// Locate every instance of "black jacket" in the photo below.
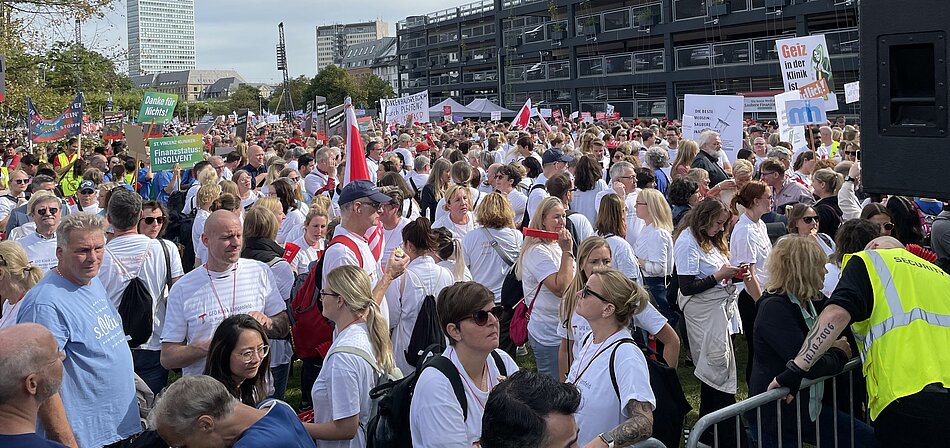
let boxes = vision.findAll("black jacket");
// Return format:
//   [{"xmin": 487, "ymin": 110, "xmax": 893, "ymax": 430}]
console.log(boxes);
[
  {"xmin": 241, "ymin": 237, "xmax": 283, "ymax": 264},
  {"xmin": 690, "ymin": 150, "xmax": 729, "ymax": 187}
]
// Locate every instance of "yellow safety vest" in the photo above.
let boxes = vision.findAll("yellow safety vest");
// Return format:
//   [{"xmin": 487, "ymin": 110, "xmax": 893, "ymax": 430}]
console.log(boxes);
[
  {"xmin": 56, "ymin": 152, "xmax": 78, "ymax": 168},
  {"xmin": 60, "ymin": 171, "xmax": 82, "ymax": 197},
  {"xmin": 0, "ymin": 167, "xmax": 7, "ymax": 190},
  {"xmin": 843, "ymin": 248, "xmax": 950, "ymax": 420},
  {"xmin": 828, "ymin": 140, "xmax": 840, "ymax": 159}
]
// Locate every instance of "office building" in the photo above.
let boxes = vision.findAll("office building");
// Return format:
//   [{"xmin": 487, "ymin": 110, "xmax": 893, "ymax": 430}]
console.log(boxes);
[
  {"xmin": 340, "ymin": 37, "xmax": 401, "ymax": 93},
  {"xmin": 127, "ymin": 0, "xmax": 197, "ymax": 76},
  {"xmin": 396, "ymin": 0, "xmax": 859, "ymax": 119},
  {"xmin": 131, "ymin": 69, "xmax": 246, "ymax": 102},
  {"xmin": 316, "ymin": 20, "xmax": 390, "ymax": 74}
]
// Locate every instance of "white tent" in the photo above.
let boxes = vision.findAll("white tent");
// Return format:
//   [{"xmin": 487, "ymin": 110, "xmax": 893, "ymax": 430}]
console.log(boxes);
[
  {"xmin": 465, "ymin": 99, "xmax": 517, "ymax": 118},
  {"xmin": 428, "ymin": 98, "xmax": 478, "ymax": 117}
]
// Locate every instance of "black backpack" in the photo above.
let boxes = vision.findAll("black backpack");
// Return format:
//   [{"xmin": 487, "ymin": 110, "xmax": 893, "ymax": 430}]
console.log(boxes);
[
  {"xmin": 366, "ymin": 345, "xmax": 507, "ymax": 448},
  {"xmin": 402, "ymin": 272, "xmax": 445, "ymax": 367},
  {"xmin": 115, "ymin": 242, "xmax": 172, "ymax": 347},
  {"xmin": 520, "ymin": 183, "xmax": 547, "ymax": 228}
]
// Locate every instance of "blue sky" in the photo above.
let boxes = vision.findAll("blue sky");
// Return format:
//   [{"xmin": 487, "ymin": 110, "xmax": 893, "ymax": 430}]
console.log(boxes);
[{"xmin": 82, "ymin": 0, "xmax": 451, "ymax": 83}]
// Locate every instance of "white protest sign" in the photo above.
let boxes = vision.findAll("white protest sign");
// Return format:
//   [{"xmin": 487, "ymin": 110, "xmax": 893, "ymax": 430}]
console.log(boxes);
[
  {"xmin": 530, "ymin": 107, "xmax": 540, "ymax": 117},
  {"xmin": 785, "ymin": 99, "xmax": 827, "ymax": 126},
  {"xmin": 743, "ymin": 96, "xmax": 775, "ymax": 113},
  {"xmin": 681, "ymin": 115, "xmax": 695, "ymax": 138},
  {"xmin": 490, "ymin": 111, "xmax": 502, "ymax": 121},
  {"xmin": 776, "ymin": 35, "xmax": 838, "ymax": 111},
  {"xmin": 540, "ymin": 108, "xmax": 552, "ymax": 118},
  {"xmin": 682, "ymin": 94, "xmax": 744, "ymax": 161},
  {"xmin": 605, "ymin": 103, "xmax": 615, "ymax": 116},
  {"xmin": 774, "ymin": 90, "xmax": 809, "ymax": 154},
  {"xmin": 844, "ymin": 81, "xmax": 860, "ymax": 104},
  {"xmin": 381, "ymin": 90, "xmax": 430, "ymax": 125}
]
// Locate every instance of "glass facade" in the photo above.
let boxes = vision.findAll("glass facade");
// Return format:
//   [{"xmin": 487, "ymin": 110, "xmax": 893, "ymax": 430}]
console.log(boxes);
[{"xmin": 127, "ymin": 0, "xmax": 196, "ymax": 76}]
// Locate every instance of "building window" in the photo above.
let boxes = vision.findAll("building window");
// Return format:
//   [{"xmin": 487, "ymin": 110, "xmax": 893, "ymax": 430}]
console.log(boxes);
[{"xmin": 602, "ymin": 10, "xmax": 631, "ymax": 32}]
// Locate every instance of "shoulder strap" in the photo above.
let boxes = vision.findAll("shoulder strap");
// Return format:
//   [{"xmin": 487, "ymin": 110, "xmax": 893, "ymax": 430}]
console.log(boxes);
[
  {"xmin": 482, "ymin": 228, "xmax": 514, "ymax": 266},
  {"xmin": 329, "ymin": 234, "xmax": 364, "ymax": 267},
  {"xmin": 489, "ymin": 350, "xmax": 508, "ymax": 377},
  {"xmin": 425, "ymin": 355, "xmax": 469, "ymax": 421},
  {"xmin": 609, "ymin": 338, "xmax": 637, "ymax": 401},
  {"xmin": 327, "ymin": 346, "xmax": 381, "ymax": 374},
  {"xmin": 160, "ymin": 239, "xmax": 172, "ymax": 290},
  {"xmin": 409, "ymin": 176, "xmax": 419, "ymax": 193},
  {"xmin": 267, "ymin": 257, "xmax": 283, "ymax": 268}
]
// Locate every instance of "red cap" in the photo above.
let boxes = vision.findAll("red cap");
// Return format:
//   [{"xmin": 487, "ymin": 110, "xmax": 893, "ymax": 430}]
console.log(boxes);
[{"xmin": 415, "ymin": 143, "xmax": 430, "ymax": 153}]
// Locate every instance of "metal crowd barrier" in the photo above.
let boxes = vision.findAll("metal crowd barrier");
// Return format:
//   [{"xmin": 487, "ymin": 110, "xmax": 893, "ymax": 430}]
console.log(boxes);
[
  {"xmin": 686, "ymin": 359, "xmax": 867, "ymax": 448},
  {"xmin": 634, "ymin": 438, "xmax": 668, "ymax": 447}
]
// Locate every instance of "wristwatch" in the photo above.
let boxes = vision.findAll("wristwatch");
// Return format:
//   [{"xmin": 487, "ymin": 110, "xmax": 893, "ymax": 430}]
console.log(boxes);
[
  {"xmin": 844, "ymin": 176, "xmax": 856, "ymax": 183},
  {"xmin": 598, "ymin": 433, "xmax": 616, "ymax": 447}
]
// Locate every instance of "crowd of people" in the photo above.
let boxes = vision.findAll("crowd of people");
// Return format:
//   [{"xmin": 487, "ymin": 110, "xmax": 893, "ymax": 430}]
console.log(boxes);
[{"xmin": 0, "ymin": 112, "xmax": 947, "ymax": 448}]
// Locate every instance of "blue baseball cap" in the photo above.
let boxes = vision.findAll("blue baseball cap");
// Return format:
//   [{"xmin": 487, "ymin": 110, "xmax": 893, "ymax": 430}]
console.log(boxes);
[
  {"xmin": 542, "ymin": 148, "xmax": 573, "ymax": 165},
  {"xmin": 338, "ymin": 180, "xmax": 392, "ymax": 206}
]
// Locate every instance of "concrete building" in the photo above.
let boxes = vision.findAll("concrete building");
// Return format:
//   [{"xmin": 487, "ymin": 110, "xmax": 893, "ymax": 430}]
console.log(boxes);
[
  {"xmin": 316, "ymin": 20, "xmax": 390, "ymax": 74},
  {"xmin": 396, "ymin": 0, "xmax": 859, "ymax": 118},
  {"xmin": 127, "ymin": 0, "xmax": 197, "ymax": 76},
  {"xmin": 132, "ymin": 69, "xmax": 246, "ymax": 102},
  {"xmin": 340, "ymin": 37, "xmax": 401, "ymax": 93}
]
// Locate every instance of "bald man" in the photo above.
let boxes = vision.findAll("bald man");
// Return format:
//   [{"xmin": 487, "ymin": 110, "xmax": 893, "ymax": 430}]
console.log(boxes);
[
  {"xmin": 241, "ymin": 145, "xmax": 267, "ymax": 188},
  {"xmin": 771, "ymin": 236, "xmax": 950, "ymax": 446},
  {"xmin": 160, "ymin": 210, "xmax": 288, "ymax": 376},
  {"xmin": 0, "ymin": 324, "xmax": 68, "ymax": 447}
]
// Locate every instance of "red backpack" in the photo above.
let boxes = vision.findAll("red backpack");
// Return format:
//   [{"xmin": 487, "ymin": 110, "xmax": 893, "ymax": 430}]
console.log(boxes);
[{"xmin": 290, "ymin": 235, "xmax": 363, "ymax": 359}]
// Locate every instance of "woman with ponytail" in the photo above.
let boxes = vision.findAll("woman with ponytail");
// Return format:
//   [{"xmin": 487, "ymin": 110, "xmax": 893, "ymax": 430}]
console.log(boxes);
[
  {"xmin": 386, "ymin": 217, "xmax": 454, "ymax": 374},
  {"xmin": 566, "ymin": 267, "xmax": 656, "ymax": 447},
  {"xmin": 307, "ymin": 265, "xmax": 397, "ymax": 446},
  {"xmin": 0, "ymin": 240, "xmax": 43, "ymax": 329},
  {"xmin": 433, "ymin": 226, "xmax": 472, "ymax": 282}
]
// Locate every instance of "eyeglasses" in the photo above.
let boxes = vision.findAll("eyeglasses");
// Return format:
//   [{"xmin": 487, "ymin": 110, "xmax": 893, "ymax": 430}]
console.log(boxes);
[
  {"xmin": 358, "ymin": 200, "xmax": 381, "ymax": 210},
  {"xmin": 319, "ymin": 290, "xmax": 341, "ymax": 298},
  {"xmin": 882, "ymin": 222, "xmax": 895, "ymax": 231},
  {"xmin": 802, "ymin": 216, "xmax": 819, "ymax": 224},
  {"xmin": 235, "ymin": 345, "xmax": 270, "ymax": 364},
  {"xmin": 761, "ymin": 171, "xmax": 778, "ymax": 177},
  {"xmin": 35, "ymin": 207, "xmax": 59, "ymax": 216},
  {"xmin": 617, "ymin": 175, "xmax": 636, "ymax": 181},
  {"xmin": 140, "ymin": 216, "xmax": 166, "ymax": 225},
  {"xmin": 461, "ymin": 305, "xmax": 504, "ymax": 326},
  {"xmin": 582, "ymin": 286, "xmax": 609, "ymax": 302},
  {"xmin": 79, "ymin": 189, "xmax": 96, "ymax": 194},
  {"xmin": 13, "ymin": 178, "xmax": 30, "ymax": 185},
  {"xmin": 843, "ymin": 151, "xmax": 857, "ymax": 155}
]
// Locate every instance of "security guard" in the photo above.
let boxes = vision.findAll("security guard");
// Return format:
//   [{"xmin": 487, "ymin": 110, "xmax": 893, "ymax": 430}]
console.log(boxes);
[{"xmin": 771, "ymin": 236, "xmax": 950, "ymax": 446}]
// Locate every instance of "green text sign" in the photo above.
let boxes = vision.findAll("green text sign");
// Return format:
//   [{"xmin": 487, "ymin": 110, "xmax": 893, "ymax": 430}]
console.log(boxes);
[
  {"xmin": 150, "ymin": 135, "xmax": 204, "ymax": 171},
  {"xmin": 137, "ymin": 91, "xmax": 178, "ymax": 123}
]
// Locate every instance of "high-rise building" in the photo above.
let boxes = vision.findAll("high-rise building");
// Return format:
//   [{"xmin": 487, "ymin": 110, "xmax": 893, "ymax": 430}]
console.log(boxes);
[
  {"xmin": 127, "ymin": 0, "xmax": 197, "ymax": 76},
  {"xmin": 316, "ymin": 20, "xmax": 390, "ymax": 74}
]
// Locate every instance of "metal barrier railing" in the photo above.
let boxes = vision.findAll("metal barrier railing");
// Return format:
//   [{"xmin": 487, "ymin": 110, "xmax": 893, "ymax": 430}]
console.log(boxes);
[
  {"xmin": 634, "ymin": 438, "xmax": 667, "ymax": 447},
  {"xmin": 686, "ymin": 359, "xmax": 869, "ymax": 448}
]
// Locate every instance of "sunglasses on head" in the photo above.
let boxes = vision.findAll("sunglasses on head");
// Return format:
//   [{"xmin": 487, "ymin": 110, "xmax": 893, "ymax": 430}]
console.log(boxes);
[
  {"xmin": 462, "ymin": 305, "xmax": 504, "ymax": 326},
  {"xmin": 802, "ymin": 216, "xmax": 819, "ymax": 224},
  {"xmin": 140, "ymin": 216, "xmax": 166, "ymax": 225}
]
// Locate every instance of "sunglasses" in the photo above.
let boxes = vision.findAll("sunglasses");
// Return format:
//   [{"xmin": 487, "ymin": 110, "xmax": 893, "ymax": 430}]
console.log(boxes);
[
  {"xmin": 35, "ymin": 207, "xmax": 59, "ymax": 216},
  {"xmin": 882, "ymin": 222, "xmax": 895, "ymax": 231},
  {"xmin": 462, "ymin": 305, "xmax": 504, "ymax": 326},
  {"xmin": 140, "ymin": 216, "xmax": 166, "ymax": 225},
  {"xmin": 13, "ymin": 178, "xmax": 30, "ymax": 185},
  {"xmin": 582, "ymin": 286, "xmax": 609, "ymax": 302},
  {"xmin": 843, "ymin": 151, "xmax": 857, "ymax": 155},
  {"xmin": 802, "ymin": 216, "xmax": 819, "ymax": 224},
  {"xmin": 358, "ymin": 200, "xmax": 381, "ymax": 210}
]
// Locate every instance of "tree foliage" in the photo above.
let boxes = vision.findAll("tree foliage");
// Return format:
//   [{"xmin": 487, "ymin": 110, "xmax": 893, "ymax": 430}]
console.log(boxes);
[
  {"xmin": 306, "ymin": 64, "xmax": 357, "ymax": 108},
  {"xmin": 354, "ymin": 73, "xmax": 394, "ymax": 110},
  {"xmin": 268, "ymin": 75, "xmax": 310, "ymax": 113}
]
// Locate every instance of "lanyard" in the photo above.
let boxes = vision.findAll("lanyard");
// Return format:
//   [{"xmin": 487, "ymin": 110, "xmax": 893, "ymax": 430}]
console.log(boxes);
[
  {"xmin": 206, "ymin": 263, "xmax": 238, "ymax": 318},
  {"xmin": 451, "ymin": 350, "xmax": 492, "ymax": 412},
  {"xmin": 570, "ymin": 330, "xmax": 621, "ymax": 384}
]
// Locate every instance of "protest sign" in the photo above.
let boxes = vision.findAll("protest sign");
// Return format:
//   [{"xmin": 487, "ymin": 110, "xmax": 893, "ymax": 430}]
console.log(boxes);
[
  {"xmin": 774, "ymin": 90, "xmax": 810, "ymax": 154},
  {"xmin": 540, "ymin": 108, "xmax": 552, "ymax": 118},
  {"xmin": 381, "ymin": 90, "xmax": 429, "ymax": 125},
  {"xmin": 776, "ymin": 35, "xmax": 838, "ymax": 111},
  {"xmin": 681, "ymin": 115, "xmax": 695, "ymax": 138},
  {"xmin": 743, "ymin": 96, "xmax": 775, "ymax": 113},
  {"xmin": 595, "ymin": 112, "xmax": 606, "ymax": 120},
  {"xmin": 605, "ymin": 104, "xmax": 615, "ymax": 116},
  {"xmin": 28, "ymin": 93, "xmax": 83, "ymax": 143},
  {"xmin": 490, "ymin": 111, "xmax": 502, "ymax": 121},
  {"xmin": 785, "ymin": 99, "xmax": 827, "ymax": 126},
  {"xmin": 234, "ymin": 109, "xmax": 250, "ymax": 141},
  {"xmin": 193, "ymin": 114, "xmax": 215, "ymax": 134},
  {"xmin": 0, "ymin": 55, "xmax": 6, "ymax": 102},
  {"xmin": 150, "ymin": 135, "xmax": 204, "ymax": 171},
  {"xmin": 137, "ymin": 92, "xmax": 178, "ymax": 123},
  {"xmin": 799, "ymin": 78, "xmax": 830, "ymax": 99},
  {"xmin": 123, "ymin": 123, "xmax": 147, "ymax": 160},
  {"xmin": 214, "ymin": 147, "xmax": 236, "ymax": 156},
  {"xmin": 103, "ymin": 112, "xmax": 125, "ymax": 140},
  {"xmin": 682, "ymin": 94, "xmax": 744, "ymax": 160},
  {"xmin": 844, "ymin": 81, "xmax": 860, "ymax": 104},
  {"xmin": 357, "ymin": 116, "xmax": 374, "ymax": 133}
]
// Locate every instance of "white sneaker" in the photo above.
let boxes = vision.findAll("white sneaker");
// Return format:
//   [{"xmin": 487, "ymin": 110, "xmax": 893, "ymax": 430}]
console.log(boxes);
[{"xmin": 516, "ymin": 345, "xmax": 528, "ymax": 357}]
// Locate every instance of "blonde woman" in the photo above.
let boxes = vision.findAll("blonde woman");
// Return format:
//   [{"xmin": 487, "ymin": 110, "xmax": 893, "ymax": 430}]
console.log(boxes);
[
  {"xmin": 516, "ymin": 196, "xmax": 575, "ymax": 380},
  {"xmin": 708, "ymin": 158, "xmax": 754, "ymax": 208},
  {"xmin": 0, "ymin": 241, "xmax": 43, "ymax": 329},
  {"xmin": 191, "ymin": 183, "xmax": 222, "ymax": 266},
  {"xmin": 420, "ymin": 158, "xmax": 452, "ymax": 222},
  {"xmin": 670, "ymin": 139, "xmax": 700, "ymax": 179},
  {"xmin": 290, "ymin": 205, "xmax": 329, "ymax": 275},
  {"xmin": 432, "ymin": 184, "xmax": 475, "ymax": 240},
  {"xmin": 811, "ymin": 168, "xmax": 844, "ymax": 237},
  {"xmin": 182, "ymin": 162, "xmax": 217, "ymax": 215},
  {"xmin": 634, "ymin": 188, "xmax": 676, "ymax": 324},
  {"xmin": 306, "ymin": 265, "xmax": 397, "ymax": 446},
  {"xmin": 234, "ymin": 170, "xmax": 262, "ymax": 208},
  {"xmin": 260, "ymin": 156, "xmax": 287, "ymax": 196}
]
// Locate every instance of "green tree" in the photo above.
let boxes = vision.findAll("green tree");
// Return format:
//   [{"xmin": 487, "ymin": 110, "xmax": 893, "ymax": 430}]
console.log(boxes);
[
  {"xmin": 354, "ymin": 73, "xmax": 394, "ymax": 110},
  {"xmin": 42, "ymin": 41, "xmax": 131, "ymax": 95},
  {"xmin": 228, "ymin": 85, "xmax": 264, "ymax": 113},
  {"xmin": 268, "ymin": 75, "xmax": 310, "ymax": 113},
  {"xmin": 306, "ymin": 65, "xmax": 357, "ymax": 107}
]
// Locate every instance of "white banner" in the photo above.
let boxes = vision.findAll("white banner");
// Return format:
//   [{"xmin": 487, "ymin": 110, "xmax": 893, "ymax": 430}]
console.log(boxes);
[
  {"xmin": 844, "ymin": 81, "xmax": 860, "ymax": 104},
  {"xmin": 382, "ymin": 90, "xmax": 430, "ymax": 125},
  {"xmin": 540, "ymin": 108, "xmax": 552, "ymax": 118},
  {"xmin": 490, "ymin": 111, "xmax": 502, "ymax": 121},
  {"xmin": 776, "ymin": 35, "xmax": 838, "ymax": 112},
  {"xmin": 681, "ymin": 115, "xmax": 695, "ymax": 139},
  {"xmin": 682, "ymin": 94, "xmax": 744, "ymax": 161},
  {"xmin": 743, "ymin": 96, "xmax": 776, "ymax": 113},
  {"xmin": 774, "ymin": 90, "xmax": 810, "ymax": 156}
]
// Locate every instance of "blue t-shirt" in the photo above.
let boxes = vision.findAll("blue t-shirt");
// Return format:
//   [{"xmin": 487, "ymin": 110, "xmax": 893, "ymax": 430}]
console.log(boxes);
[
  {"xmin": 234, "ymin": 400, "xmax": 316, "ymax": 448},
  {"xmin": 0, "ymin": 433, "xmax": 69, "ymax": 447},
  {"xmin": 17, "ymin": 272, "xmax": 141, "ymax": 448}
]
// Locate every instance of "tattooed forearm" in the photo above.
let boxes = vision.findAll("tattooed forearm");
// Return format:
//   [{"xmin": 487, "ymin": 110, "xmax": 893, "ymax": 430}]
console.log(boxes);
[
  {"xmin": 794, "ymin": 304, "xmax": 851, "ymax": 370},
  {"xmin": 605, "ymin": 400, "xmax": 653, "ymax": 446}
]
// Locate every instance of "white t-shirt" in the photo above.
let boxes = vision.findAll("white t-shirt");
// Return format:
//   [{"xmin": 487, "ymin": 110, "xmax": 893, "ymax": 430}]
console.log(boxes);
[
  {"xmin": 729, "ymin": 214, "xmax": 773, "ymax": 295},
  {"xmin": 634, "ymin": 224, "xmax": 674, "ymax": 277},
  {"xmin": 385, "ymin": 257, "xmax": 453, "ymax": 374},
  {"xmin": 192, "ymin": 209, "xmax": 211, "ymax": 264},
  {"xmin": 594, "ymin": 190, "xmax": 645, "ymax": 248},
  {"xmin": 604, "ymin": 234, "xmax": 641, "ymax": 282},
  {"xmin": 19, "ymin": 232, "xmax": 58, "ymax": 273},
  {"xmin": 410, "ymin": 346, "xmax": 519, "ymax": 446},
  {"xmin": 181, "ymin": 183, "xmax": 201, "ymax": 215},
  {"xmin": 0, "ymin": 299, "xmax": 22, "ymax": 329},
  {"xmin": 70, "ymin": 202, "xmax": 99, "ymax": 215},
  {"xmin": 277, "ymin": 205, "xmax": 308, "ymax": 245},
  {"xmin": 289, "ymin": 234, "xmax": 323, "ymax": 275},
  {"xmin": 0, "ymin": 195, "xmax": 20, "ymax": 222},
  {"xmin": 571, "ymin": 179, "xmax": 609, "ymax": 225},
  {"xmin": 567, "ymin": 213, "xmax": 596, "ymax": 247},
  {"xmin": 304, "ymin": 169, "xmax": 334, "ymax": 198},
  {"xmin": 505, "ymin": 190, "xmax": 528, "ymax": 225},
  {"xmin": 522, "ymin": 243, "xmax": 564, "ymax": 347},
  {"xmin": 525, "ymin": 174, "xmax": 551, "ymax": 223},
  {"xmin": 98, "ymin": 235, "xmax": 184, "ymax": 351},
  {"xmin": 311, "ymin": 322, "xmax": 377, "ymax": 448},
  {"xmin": 558, "ymin": 305, "xmax": 666, "ymax": 362},
  {"xmin": 673, "ymin": 228, "xmax": 730, "ymax": 280},
  {"xmin": 432, "ymin": 212, "xmax": 477, "ymax": 241},
  {"xmin": 437, "ymin": 259, "xmax": 472, "ymax": 282},
  {"xmin": 407, "ymin": 172, "xmax": 429, "ymax": 197},
  {"xmin": 567, "ymin": 328, "xmax": 657, "ymax": 446},
  {"xmin": 240, "ymin": 190, "xmax": 262, "ymax": 208},
  {"xmin": 324, "ymin": 227, "xmax": 389, "ymax": 326},
  {"xmin": 381, "ymin": 217, "xmax": 410, "ymax": 271},
  {"xmin": 462, "ymin": 227, "xmax": 523, "ymax": 302},
  {"xmin": 160, "ymin": 259, "xmax": 285, "ymax": 375}
]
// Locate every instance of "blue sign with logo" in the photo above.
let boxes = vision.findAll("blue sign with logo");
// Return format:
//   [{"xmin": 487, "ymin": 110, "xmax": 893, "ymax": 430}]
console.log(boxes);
[{"xmin": 785, "ymin": 99, "xmax": 826, "ymax": 126}]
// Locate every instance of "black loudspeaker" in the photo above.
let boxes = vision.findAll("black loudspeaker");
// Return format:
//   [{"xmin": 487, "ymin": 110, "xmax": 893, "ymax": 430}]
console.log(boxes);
[{"xmin": 859, "ymin": 0, "xmax": 949, "ymax": 200}]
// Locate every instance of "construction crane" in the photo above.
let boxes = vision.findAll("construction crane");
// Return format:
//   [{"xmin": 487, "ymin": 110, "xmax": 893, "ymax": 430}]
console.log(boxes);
[{"xmin": 276, "ymin": 22, "xmax": 294, "ymax": 114}]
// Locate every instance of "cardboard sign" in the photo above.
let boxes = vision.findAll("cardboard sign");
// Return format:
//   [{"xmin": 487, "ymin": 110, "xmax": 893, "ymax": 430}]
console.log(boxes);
[
  {"xmin": 234, "ymin": 109, "xmax": 249, "ymax": 141},
  {"xmin": 540, "ymin": 108, "xmax": 552, "ymax": 118},
  {"xmin": 776, "ymin": 35, "xmax": 838, "ymax": 111},
  {"xmin": 150, "ymin": 135, "xmax": 204, "ymax": 171},
  {"xmin": 605, "ymin": 104, "xmax": 615, "ymax": 116},
  {"xmin": 743, "ymin": 96, "xmax": 776, "ymax": 113},
  {"xmin": 490, "ymin": 111, "xmax": 502, "ymax": 121},
  {"xmin": 785, "ymin": 99, "xmax": 827, "ymax": 126},
  {"xmin": 595, "ymin": 112, "xmax": 606, "ymax": 120},
  {"xmin": 681, "ymin": 115, "xmax": 695, "ymax": 138},
  {"xmin": 124, "ymin": 123, "xmax": 147, "ymax": 160},
  {"xmin": 682, "ymin": 94, "xmax": 744, "ymax": 160},
  {"xmin": 553, "ymin": 109, "xmax": 562, "ymax": 118},
  {"xmin": 137, "ymin": 91, "xmax": 178, "ymax": 123},
  {"xmin": 103, "ymin": 112, "xmax": 125, "ymax": 140},
  {"xmin": 844, "ymin": 81, "xmax": 860, "ymax": 104},
  {"xmin": 357, "ymin": 116, "xmax": 374, "ymax": 133},
  {"xmin": 381, "ymin": 90, "xmax": 429, "ymax": 125}
]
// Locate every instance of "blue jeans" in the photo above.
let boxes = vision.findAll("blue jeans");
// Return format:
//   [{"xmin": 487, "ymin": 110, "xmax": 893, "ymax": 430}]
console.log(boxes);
[
  {"xmin": 131, "ymin": 349, "xmax": 168, "ymax": 395},
  {"xmin": 270, "ymin": 363, "xmax": 290, "ymax": 400},
  {"xmin": 529, "ymin": 334, "xmax": 560, "ymax": 381},
  {"xmin": 746, "ymin": 400, "xmax": 875, "ymax": 448},
  {"xmin": 643, "ymin": 276, "xmax": 678, "ymax": 328}
]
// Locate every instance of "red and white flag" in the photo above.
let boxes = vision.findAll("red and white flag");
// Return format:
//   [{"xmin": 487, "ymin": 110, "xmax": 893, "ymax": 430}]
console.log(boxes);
[
  {"xmin": 512, "ymin": 98, "xmax": 532, "ymax": 130},
  {"xmin": 537, "ymin": 115, "xmax": 553, "ymax": 134},
  {"xmin": 342, "ymin": 97, "xmax": 384, "ymax": 262}
]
